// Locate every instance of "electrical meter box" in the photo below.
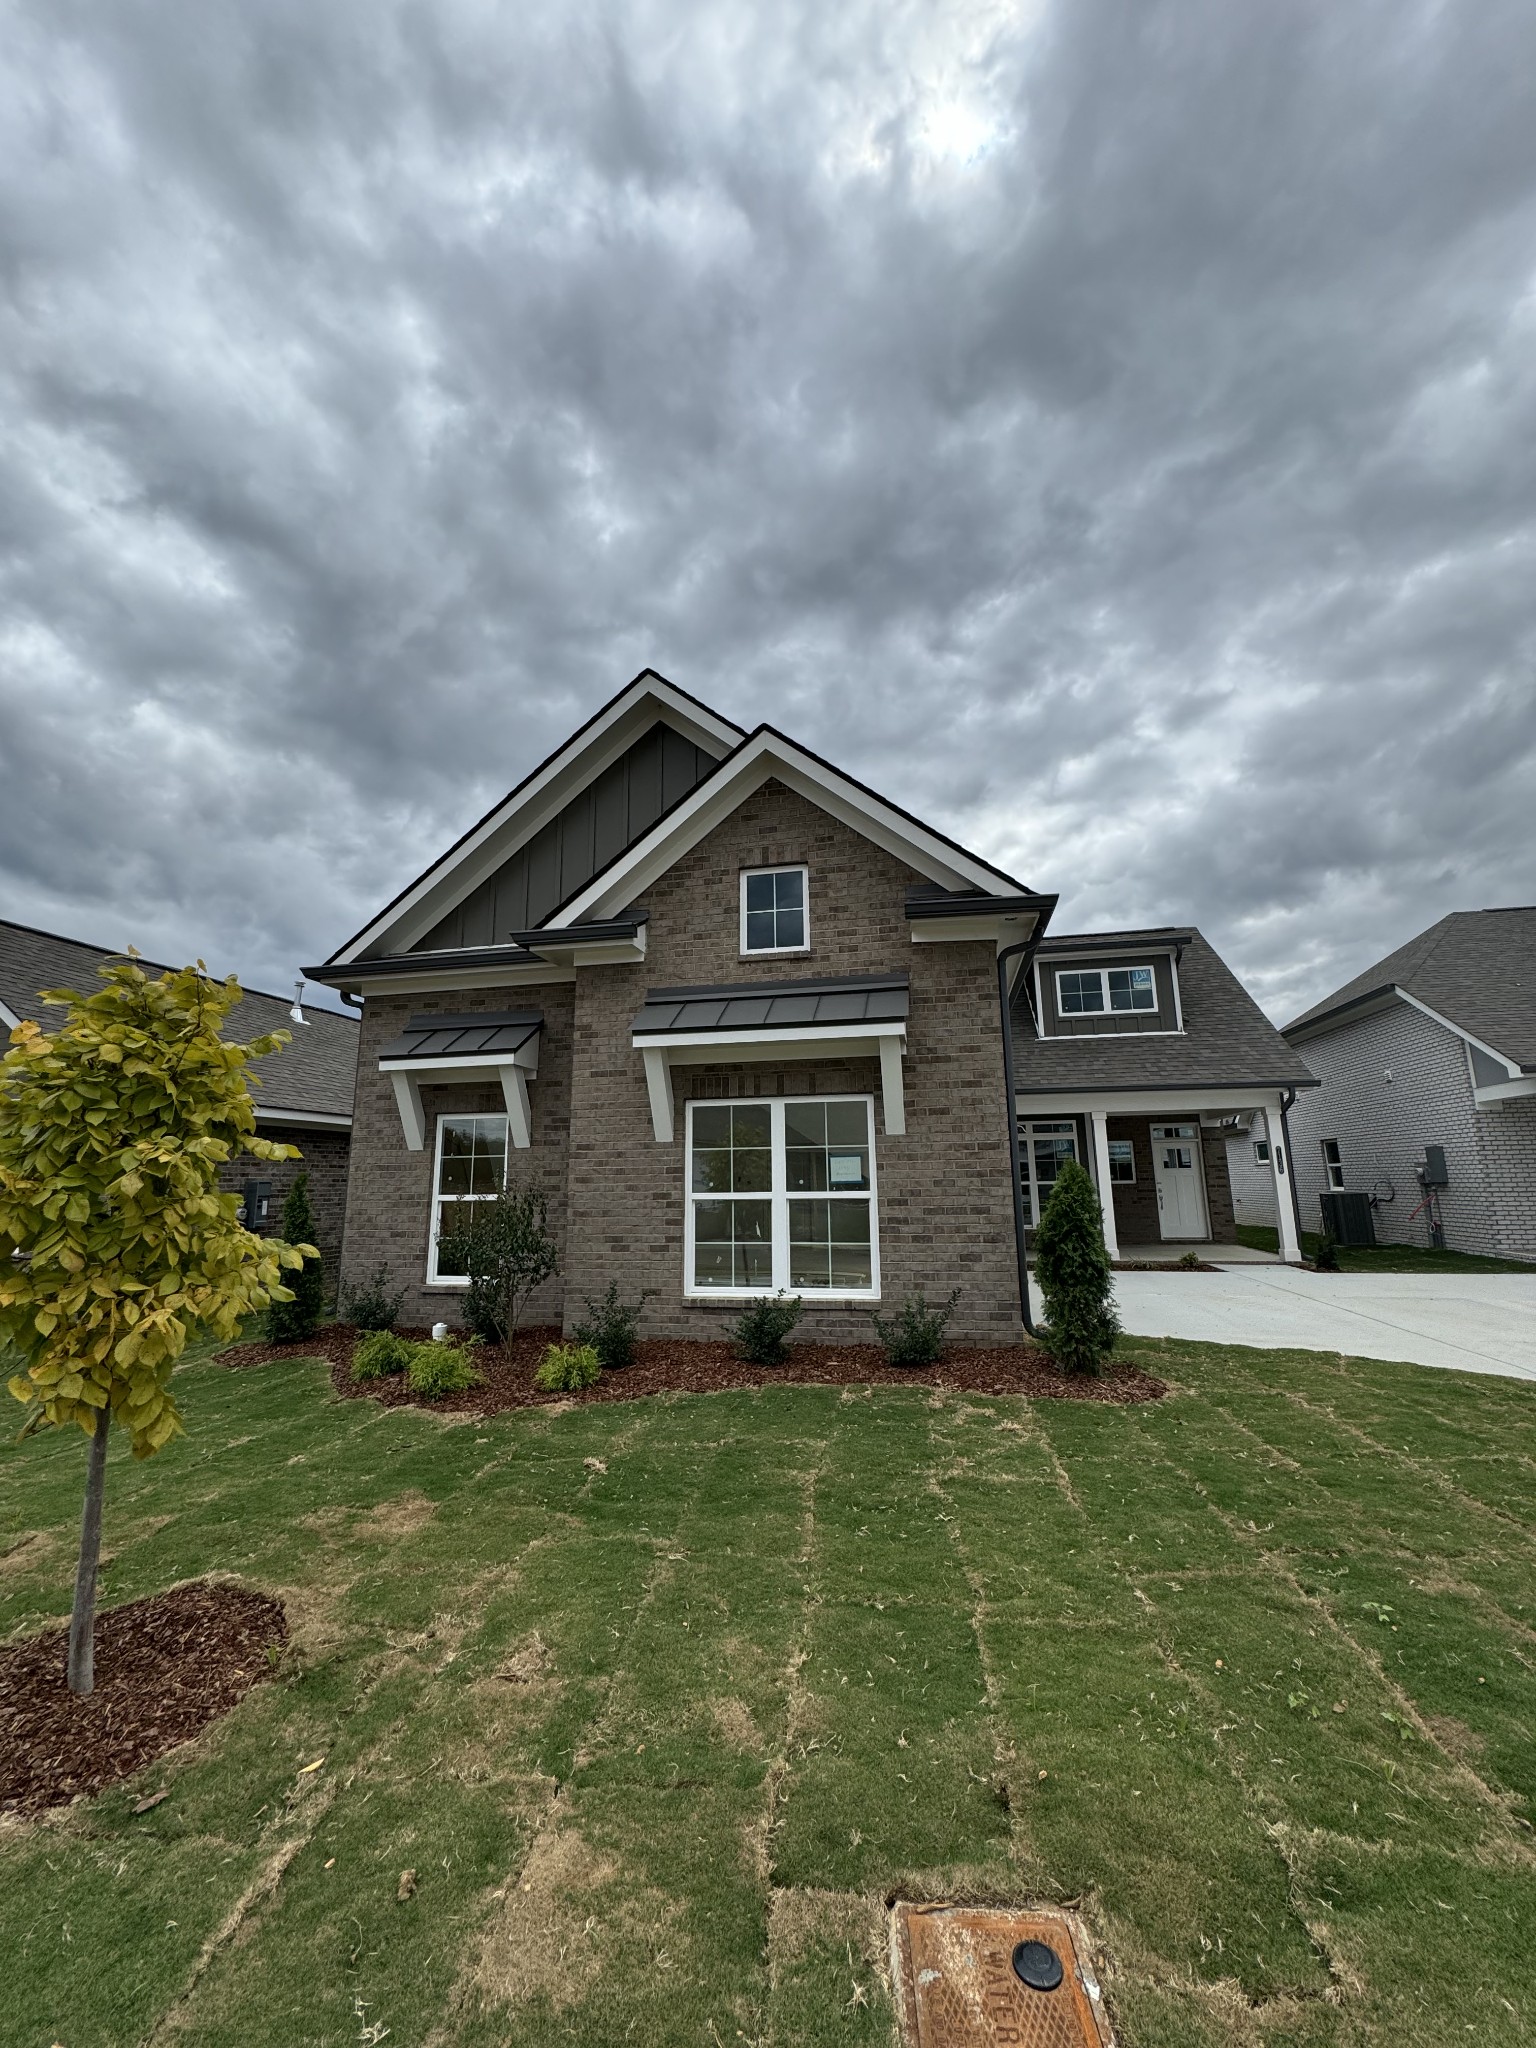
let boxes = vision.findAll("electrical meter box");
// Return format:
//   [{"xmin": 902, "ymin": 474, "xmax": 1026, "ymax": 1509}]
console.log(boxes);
[
  {"xmin": 241, "ymin": 1180, "xmax": 273, "ymax": 1228},
  {"xmin": 1417, "ymin": 1145, "xmax": 1448, "ymax": 1188}
]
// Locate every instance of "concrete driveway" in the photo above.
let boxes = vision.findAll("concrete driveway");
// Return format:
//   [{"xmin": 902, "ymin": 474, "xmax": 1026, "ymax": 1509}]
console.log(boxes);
[{"xmin": 1073, "ymin": 1265, "xmax": 1536, "ymax": 1380}]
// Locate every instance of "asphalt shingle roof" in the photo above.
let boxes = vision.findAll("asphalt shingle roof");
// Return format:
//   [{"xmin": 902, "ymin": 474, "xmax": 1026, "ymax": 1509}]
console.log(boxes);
[
  {"xmin": 0, "ymin": 919, "xmax": 357, "ymax": 1121},
  {"xmin": 1012, "ymin": 930, "xmax": 1316, "ymax": 1093},
  {"xmin": 635, "ymin": 973, "xmax": 909, "ymax": 1036},
  {"xmin": 1283, "ymin": 908, "xmax": 1536, "ymax": 1070}
]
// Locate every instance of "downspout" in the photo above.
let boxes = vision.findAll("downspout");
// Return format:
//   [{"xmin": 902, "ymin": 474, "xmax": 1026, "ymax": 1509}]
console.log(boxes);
[
  {"xmin": 1277, "ymin": 1084, "xmax": 1305, "ymax": 1254},
  {"xmin": 998, "ymin": 937, "xmax": 1042, "ymax": 1336}
]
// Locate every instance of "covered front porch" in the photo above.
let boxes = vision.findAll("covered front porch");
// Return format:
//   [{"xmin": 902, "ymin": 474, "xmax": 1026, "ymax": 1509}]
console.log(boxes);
[{"xmin": 1015, "ymin": 1086, "xmax": 1304, "ymax": 1265}]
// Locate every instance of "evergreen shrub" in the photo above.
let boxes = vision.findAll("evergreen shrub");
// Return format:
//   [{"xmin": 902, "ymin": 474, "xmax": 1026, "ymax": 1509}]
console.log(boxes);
[
  {"xmin": 871, "ymin": 1288, "xmax": 960, "ymax": 1366},
  {"xmin": 534, "ymin": 1342, "xmax": 602, "ymax": 1392},
  {"xmin": 730, "ymin": 1291, "xmax": 802, "ymax": 1367},
  {"xmin": 264, "ymin": 1173, "xmax": 325, "ymax": 1343},
  {"xmin": 1034, "ymin": 1159, "xmax": 1120, "ymax": 1374},
  {"xmin": 352, "ymin": 1330, "xmax": 415, "ymax": 1381},
  {"xmin": 571, "ymin": 1281, "xmax": 655, "ymax": 1370},
  {"xmin": 340, "ymin": 1264, "xmax": 407, "ymax": 1332},
  {"xmin": 406, "ymin": 1341, "xmax": 483, "ymax": 1399}
]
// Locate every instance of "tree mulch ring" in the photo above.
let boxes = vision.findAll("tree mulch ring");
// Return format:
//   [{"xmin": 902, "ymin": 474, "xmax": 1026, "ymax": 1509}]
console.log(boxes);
[
  {"xmin": 220, "ymin": 1324, "xmax": 1166, "ymax": 1409},
  {"xmin": 0, "ymin": 1581, "xmax": 286, "ymax": 1819}
]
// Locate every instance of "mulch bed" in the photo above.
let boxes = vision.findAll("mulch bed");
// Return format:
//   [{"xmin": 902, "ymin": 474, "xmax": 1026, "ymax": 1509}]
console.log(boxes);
[
  {"xmin": 220, "ymin": 1324, "xmax": 1166, "ymax": 1410},
  {"xmin": 0, "ymin": 1582, "xmax": 286, "ymax": 1818}
]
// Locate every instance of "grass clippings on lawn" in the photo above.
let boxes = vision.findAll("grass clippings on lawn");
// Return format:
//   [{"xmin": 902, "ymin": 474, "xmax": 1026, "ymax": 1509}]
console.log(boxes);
[
  {"xmin": 0, "ymin": 1580, "xmax": 286, "ymax": 1816},
  {"xmin": 219, "ymin": 1322, "xmax": 1167, "ymax": 1408},
  {"xmin": 2, "ymin": 1338, "xmax": 1534, "ymax": 2047}
]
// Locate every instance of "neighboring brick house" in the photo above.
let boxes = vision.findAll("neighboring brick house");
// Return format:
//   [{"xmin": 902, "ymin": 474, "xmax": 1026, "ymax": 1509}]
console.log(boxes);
[
  {"xmin": 1283, "ymin": 909, "xmax": 1536, "ymax": 1261},
  {"xmin": 0, "ymin": 919, "xmax": 358, "ymax": 1283},
  {"xmin": 306, "ymin": 672, "xmax": 1316, "ymax": 1341}
]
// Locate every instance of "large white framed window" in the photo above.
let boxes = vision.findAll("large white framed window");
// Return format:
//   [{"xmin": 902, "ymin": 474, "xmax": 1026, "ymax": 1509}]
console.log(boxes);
[
  {"xmin": 429, "ymin": 1113, "xmax": 508, "ymax": 1283},
  {"xmin": 685, "ymin": 1095, "xmax": 877, "ymax": 1297},
  {"xmin": 740, "ymin": 866, "xmax": 809, "ymax": 955},
  {"xmin": 1056, "ymin": 964, "xmax": 1156, "ymax": 1016}
]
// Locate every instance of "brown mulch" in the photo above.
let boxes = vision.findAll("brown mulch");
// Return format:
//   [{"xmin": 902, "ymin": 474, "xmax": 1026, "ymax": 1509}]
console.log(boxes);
[
  {"xmin": 0, "ymin": 1581, "xmax": 287, "ymax": 1818},
  {"xmin": 220, "ymin": 1323, "xmax": 1166, "ymax": 1410}
]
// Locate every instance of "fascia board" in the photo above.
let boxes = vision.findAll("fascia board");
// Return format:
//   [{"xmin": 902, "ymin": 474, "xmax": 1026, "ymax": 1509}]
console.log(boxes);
[
  {"xmin": 333, "ymin": 963, "xmax": 576, "ymax": 997},
  {"xmin": 556, "ymin": 733, "xmax": 1013, "ymax": 924},
  {"xmin": 1015, "ymin": 1085, "xmax": 1304, "ymax": 1116},
  {"xmin": 635, "ymin": 1024, "xmax": 906, "ymax": 1069},
  {"xmin": 0, "ymin": 996, "xmax": 20, "ymax": 1030},
  {"xmin": 523, "ymin": 929, "xmax": 648, "ymax": 967},
  {"xmin": 253, "ymin": 1106, "xmax": 354, "ymax": 1129},
  {"xmin": 633, "ymin": 1019, "xmax": 907, "ymax": 1051},
  {"xmin": 1395, "ymin": 988, "xmax": 1523, "ymax": 1073},
  {"xmin": 331, "ymin": 676, "xmax": 741, "ymax": 964},
  {"xmin": 1474, "ymin": 1076, "xmax": 1536, "ymax": 1104},
  {"xmin": 1282, "ymin": 984, "xmax": 1401, "ymax": 1043},
  {"xmin": 908, "ymin": 912, "xmax": 1044, "ymax": 946},
  {"xmin": 380, "ymin": 1047, "xmax": 539, "ymax": 1079}
]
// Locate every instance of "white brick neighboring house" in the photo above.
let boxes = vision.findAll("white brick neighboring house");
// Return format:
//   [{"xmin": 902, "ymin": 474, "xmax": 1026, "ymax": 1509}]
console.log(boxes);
[{"xmin": 1283, "ymin": 909, "xmax": 1536, "ymax": 1261}]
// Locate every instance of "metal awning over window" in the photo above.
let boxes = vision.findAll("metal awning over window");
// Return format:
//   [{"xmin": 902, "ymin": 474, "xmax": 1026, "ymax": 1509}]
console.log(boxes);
[
  {"xmin": 378, "ymin": 1011, "xmax": 543, "ymax": 1151},
  {"xmin": 631, "ymin": 975, "xmax": 909, "ymax": 1141}
]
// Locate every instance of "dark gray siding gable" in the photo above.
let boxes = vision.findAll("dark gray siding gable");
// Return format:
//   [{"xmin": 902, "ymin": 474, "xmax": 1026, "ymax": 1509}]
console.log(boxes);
[
  {"xmin": 1038, "ymin": 951, "xmax": 1179, "ymax": 1037},
  {"xmin": 414, "ymin": 722, "xmax": 721, "ymax": 950}
]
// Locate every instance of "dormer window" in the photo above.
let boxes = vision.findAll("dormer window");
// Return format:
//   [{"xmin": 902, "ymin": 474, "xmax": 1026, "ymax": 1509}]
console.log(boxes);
[
  {"xmin": 1056, "ymin": 965, "xmax": 1155, "ymax": 1015},
  {"xmin": 741, "ymin": 866, "xmax": 809, "ymax": 955}
]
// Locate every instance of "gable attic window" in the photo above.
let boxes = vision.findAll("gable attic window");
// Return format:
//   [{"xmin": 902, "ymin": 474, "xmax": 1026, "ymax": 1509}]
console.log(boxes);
[
  {"xmin": 1056, "ymin": 965, "xmax": 1156, "ymax": 1015},
  {"xmin": 741, "ymin": 867, "xmax": 809, "ymax": 955}
]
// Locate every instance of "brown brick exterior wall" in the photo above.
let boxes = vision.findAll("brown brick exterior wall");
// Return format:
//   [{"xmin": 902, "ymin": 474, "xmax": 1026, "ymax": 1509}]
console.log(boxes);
[
  {"xmin": 562, "ymin": 780, "xmax": 1022, "ymax": 1342},
  {"xmin": 337, "ymin": 981, "xmax": 575, "ymax": 1330},
  {"xmin": 1201, "ymin": 1124, "xmax": 1237, "ymax": 1243},
  {"xmin": 220, "ymin": 1126, "xmax": 352, "ymax": 1305}
]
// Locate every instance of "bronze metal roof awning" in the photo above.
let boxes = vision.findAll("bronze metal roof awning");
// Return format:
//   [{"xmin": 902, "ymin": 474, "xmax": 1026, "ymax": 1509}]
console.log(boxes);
[
  {"xmin": 377, "ymin": 1010, "xmax": 544, "ymax": 1153},
  {"xmin": 631, "ymin": 974, "xmax": 911, "ymax": 1142}
]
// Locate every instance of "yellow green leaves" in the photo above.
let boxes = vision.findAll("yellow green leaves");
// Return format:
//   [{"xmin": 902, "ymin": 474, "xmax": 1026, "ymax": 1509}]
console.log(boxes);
[{"xmin": 0, "ymin": 958, "xmax": 318, "ymax": 1459}]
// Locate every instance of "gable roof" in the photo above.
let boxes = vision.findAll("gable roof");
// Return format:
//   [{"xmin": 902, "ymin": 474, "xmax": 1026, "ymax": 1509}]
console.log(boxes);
[
  {"xmin": 1012, "ymin": 929, "xmax": 1317, "ymax": 1093},
  {"xmin": 548, "ymin": 722, "xmax": 1030, "ymax": 925},
  {"xmin": 0, "ymin": 918, "xmax": 358, "ymax": 1123},
  {"xmin": 1283, "ymin": 908, "xmax": 1536, "ymax": 1071},
  {"xmin": 328, "ymin": 670, "xmax": 743, "ymax": 964}
]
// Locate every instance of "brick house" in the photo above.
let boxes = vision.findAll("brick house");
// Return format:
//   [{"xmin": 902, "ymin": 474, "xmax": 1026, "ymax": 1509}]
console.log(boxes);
[
  {"xmin": 305, "ymin": 673, "xmax": 1316, "ymax": 1341},
  {"xmin": 1283, "ymin": 909, "xmax": 1536, "ymax": 1261},
  {"xmin": 0, "ymin": 919, "xmax": 358, "ymax": 1281}
]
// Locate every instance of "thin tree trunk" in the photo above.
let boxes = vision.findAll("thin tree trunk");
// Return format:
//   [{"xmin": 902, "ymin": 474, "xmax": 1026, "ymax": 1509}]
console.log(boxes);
[{"xmin": 67, "ymin": 1415, "xmax": 111, "ymax": 1696}]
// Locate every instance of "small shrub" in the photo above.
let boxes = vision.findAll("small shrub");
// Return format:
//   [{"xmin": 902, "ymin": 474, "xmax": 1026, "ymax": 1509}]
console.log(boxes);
[
  {"xmin": 1034, "ymin": 1159, "xmax": 1120, "ymax": 1375},
  {"xmin": 534, "ymin": 1342, "xmax": 602, "ymax": 1392},
  {"xmin": 571, "ymin": 1281, "xmax": 656, "ymax": 1371},
  {"xmin": 352, "ymin": 1330, "xmax": 415, "ymax": 1382},
  {"xmin": 1176, "ymin": 1249, "xmax": 1203, "ymax": 1270},
  {"xmin": 1313, "ymin": 1231, "xmax": 1340, "ymax": 1272},
  {"xmin": 436, "ymin": 1182, "xmax": 560, "ymax": 1354},
  {"xmin": 406, "ymin": 1341, "xmax": 482, "ymax": 1399},
  {"xmin": 264, "ymin": 1174, "xmax": 325, "ymax": 1343},
  {"xmin": 871, "ymin": 1288, "xmax": 960, "ymax": 1367},
  {"xmin": 730, "ymin": 1291, "xmax": 802, "ymax": 1367},
  {"xmin": 340, "ymin": 1264, "xmax": 407, "ymax": 1332}
]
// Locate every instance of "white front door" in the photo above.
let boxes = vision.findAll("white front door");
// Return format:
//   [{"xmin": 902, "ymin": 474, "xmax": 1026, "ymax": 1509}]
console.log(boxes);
[{"xmin": 1151, "ymin": 1123, "xmax": 1208, "ymax": 1240}]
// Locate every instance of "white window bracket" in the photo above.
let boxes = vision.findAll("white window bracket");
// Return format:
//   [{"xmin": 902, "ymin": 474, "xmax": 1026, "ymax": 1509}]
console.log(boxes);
[
  {"xmin": 633, "ymin": 1023, "xmax": 908, "ymax": 1146},
  {"xmin": 381, "ymin": 1047, "xmax": 539, "ymax": 1152}
]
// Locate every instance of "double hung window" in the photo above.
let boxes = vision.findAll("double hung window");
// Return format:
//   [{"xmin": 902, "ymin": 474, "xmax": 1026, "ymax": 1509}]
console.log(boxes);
[
  {"xmin": 686, "ymin": 1096, "xmax": 876, "ymax": 1296},
  {"xmin": 429, "ymin": 1114, "xmax": 508, "ymax": 1282},
  {"xmin": 1017, "ymin": 1118, "xmax": 1079, "ymax": 1226},
  {"xmin": 1107, "ymin": 1139, "xmax": 1136, "ymax": 1183},
  {"xmin": 1321, "ymin": 1139, "xmax": 1345, "ymax": 1190},
  {"xmin": 741, "ymin": 866, "xmax": 809, "ymax": 954},
  {"xmin": 1056, "ymin": 965, "xmax": 1156, "ymax": 1016}
]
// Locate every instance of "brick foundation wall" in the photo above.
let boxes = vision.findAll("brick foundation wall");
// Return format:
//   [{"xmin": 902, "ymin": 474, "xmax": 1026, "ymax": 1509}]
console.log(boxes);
[
  {"xmin": 220, "ymin": 1125, "xmax": 352, "ymax": 1304},
  {"xmin": 562, "ymin": 780, "xmax": 1023, "ymax": 1343},
  {"xmin": 337, "ymin": 981, "xmax": 575, "ymax": 1329}
]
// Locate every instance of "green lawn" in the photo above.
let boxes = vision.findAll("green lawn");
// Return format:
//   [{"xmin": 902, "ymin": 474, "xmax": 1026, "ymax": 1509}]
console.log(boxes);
[
  {"xmin": 1235, "ymin": 1222, "xmax": 1535, "ymax": 1273},
  {"xmin": 3, "ymin": 1342, "xmax": 1534, "ymax": 2048}
]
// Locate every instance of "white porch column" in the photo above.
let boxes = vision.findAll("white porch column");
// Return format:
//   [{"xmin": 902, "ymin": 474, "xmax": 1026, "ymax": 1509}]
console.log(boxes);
[
  {"xmin": 1087, "ymin": 1109, "xmax": 1121, "ymax": 1261},
  {"xmin": 1266, "ymin": 1101, "xmax": 1302, "ymax": 1263}
]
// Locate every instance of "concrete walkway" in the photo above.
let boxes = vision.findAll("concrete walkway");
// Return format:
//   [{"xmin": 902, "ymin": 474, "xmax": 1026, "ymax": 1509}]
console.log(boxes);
[{"xmin": 1050, "ymin": 1265, "xmax": 1536, "ymax": 1380}]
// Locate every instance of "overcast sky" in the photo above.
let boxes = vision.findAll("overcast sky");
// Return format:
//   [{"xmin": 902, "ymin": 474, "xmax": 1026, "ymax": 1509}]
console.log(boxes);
[{"xmin": 3, "ymin": 0, "xmax": 1534, "ymax": 1023}]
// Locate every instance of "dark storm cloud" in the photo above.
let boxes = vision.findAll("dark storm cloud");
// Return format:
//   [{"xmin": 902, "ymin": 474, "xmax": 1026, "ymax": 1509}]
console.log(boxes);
[{"xmin": 2, "ymin": 0, "xmax": 1534, "ymax": 1020}]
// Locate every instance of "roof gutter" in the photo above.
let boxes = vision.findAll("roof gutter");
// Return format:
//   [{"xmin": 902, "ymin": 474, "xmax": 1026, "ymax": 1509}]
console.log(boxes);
[
  {"xmin": 998, "ymin": 929, "xmax": 1050, "ymax": 1339},
  {"xmin": 1277, "ymin": 1085, "xmax": 1305, "ymax": 1252}
]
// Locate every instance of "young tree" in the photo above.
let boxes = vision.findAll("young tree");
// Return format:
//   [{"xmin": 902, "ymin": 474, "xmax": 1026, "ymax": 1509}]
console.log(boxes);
[
  {"xmin": 264, "ymin": 1171, "xmax": 325, "ymax": 1342},
  {"xmin": 436, "ymin": 1181, "xmax": 559, "ymax": 1360},
  {"xmin": 0, "ymin": 960, "xmax": 315, "ymax": 1694},
  {"xmin": 1034, "ymin": 1158, "xmax": 1121, "ymax": 1374}
]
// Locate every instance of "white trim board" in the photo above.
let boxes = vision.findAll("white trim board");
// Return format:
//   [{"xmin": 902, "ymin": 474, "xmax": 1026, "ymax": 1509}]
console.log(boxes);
[
  {"xmin": 553, "ymin": 728, "xmax": 1027, "ymax": 927},
  {"xmin": 254, "ymin": 1107, "xmax": 353, "ymax": 1130},
  {"xmin": 0, "ymin": 997, "xmax": 20, "ymax": 1030},
  {"xmin": 330, "ymin": 674, "xmax": 742, "ymax": 964},
  {"xmin": 1016, "ymin": 1087, "xmax": 1293, "ymax": 1118},
  {"xmin": 634, "ymin": 1020, "xmax": 908, "ymax": 1143}
]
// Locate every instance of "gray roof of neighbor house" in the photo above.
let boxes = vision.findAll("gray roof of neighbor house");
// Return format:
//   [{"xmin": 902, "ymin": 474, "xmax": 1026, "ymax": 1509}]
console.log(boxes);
[
  {"xmin": 0, "ymin": 919, "xmax": 358, "ymax": 1122},
  {"xmin": 1283, "ymin": 908, "xmax": 1536, "ymax": 1071},
  {"xmin": 1012, "ymin": 929, "xmax": 1316, "ymax": 1093},
  {"xmin": 635, "ymin": 973, "xmax": 910, "ymax": 1037}
]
